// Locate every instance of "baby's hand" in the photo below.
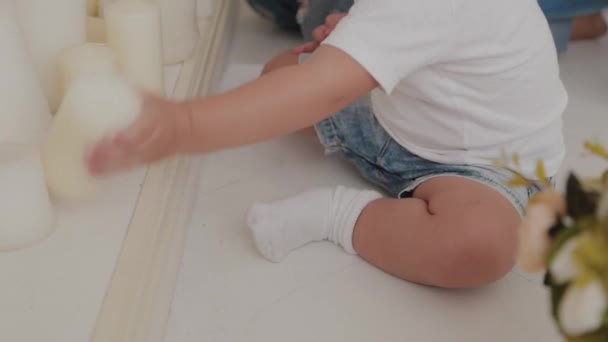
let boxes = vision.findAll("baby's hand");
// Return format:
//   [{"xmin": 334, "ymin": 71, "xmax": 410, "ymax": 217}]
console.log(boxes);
[
  {"xmin": 294, "ymin": 13, "xmax": 347, "ymax": 54},
  {"xmin": 87, "ymin": 94, "xmax": 189, "ymax": 176}
]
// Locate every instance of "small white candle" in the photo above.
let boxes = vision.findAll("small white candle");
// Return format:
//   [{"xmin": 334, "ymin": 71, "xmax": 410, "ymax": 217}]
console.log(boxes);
[
  {"xmin": 0, "ymin": 0, "xmax": 51, "ymax": 145},
  {"xmin": 105, "ymin": 1, "xmax": 164, "ymax": 94},
  {"xmin": 0, "ymin": 145, "xmax": 55, "ymax": 252},
  {"xmin": 147, "ymin": 0, "xmax": 199, "ymax": 64},
  {"xmin": 16, "ymin": 0, "xmax": 87, "ymax": 113},
  {"xmin": 43, "ymin": 75, "xmax": 142, "ymax": 201},
  {"xmin": 87, "ymin": 16, "xmax": 106, "ymax": 43},
  {"xmin": 58, "ymin": 43, "xmax": 117, "ymax": 102}
]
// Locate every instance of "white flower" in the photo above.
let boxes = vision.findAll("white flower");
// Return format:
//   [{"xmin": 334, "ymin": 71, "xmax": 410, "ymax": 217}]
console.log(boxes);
[
  {"xmin": 517, "ymin": 203, "xmax": 557, "ymax": 272},
  {"xmin": 559, "ymin": 280, "xmax": 608, "ymax": 337},
  {"xmin": 549, "ymin": 238, "xmax": 581, "ymax": 284}
]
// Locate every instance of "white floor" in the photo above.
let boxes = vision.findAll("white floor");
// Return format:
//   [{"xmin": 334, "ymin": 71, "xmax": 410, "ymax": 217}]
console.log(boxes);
[{"xmin": 165, "ymin": 4, "xmax": 608, "ymax": 342}]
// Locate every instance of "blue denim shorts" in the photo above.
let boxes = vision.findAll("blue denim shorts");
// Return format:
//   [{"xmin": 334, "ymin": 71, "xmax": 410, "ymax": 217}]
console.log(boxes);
[{"xmin": 314, "ymin": 96, "xmax": 547, "ymax": 217}]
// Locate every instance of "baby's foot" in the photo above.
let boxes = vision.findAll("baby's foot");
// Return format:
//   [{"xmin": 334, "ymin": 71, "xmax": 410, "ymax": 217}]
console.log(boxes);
[
  {"xmin": 246, "ymin": 186, "xmax": 382, "ymax": 262},
  {"xmin": 571, "ymin": 13, "xmax": 607, "ymax": 41},
  {"xmin": 246, "ymin": 189, "xmax": 333, "ymax": 262}
]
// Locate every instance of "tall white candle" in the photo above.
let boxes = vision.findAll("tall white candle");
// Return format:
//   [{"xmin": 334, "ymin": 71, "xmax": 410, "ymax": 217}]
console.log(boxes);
[
  {"xmin": 16, "ymin": 0, "xmax": 87, "ymax": 113},
  {"xmin": 0, "ymin": 145, "xmax": 55, "ymax": 252},
  {"xmin": 105, "ymin": 1, "xmax": 164, "ymax": 94},
  {"xmin": 58, "ymin": 43, "xmax": 117, "ymax": 102},
  {"xmin": 98, "ymin": 0, "xmax": 119, "ymax": 17},
  {"xmin": 197, "ymin": 0, "xmax": 216, "ymax": 18},
  {"xmin": 87, "ymin": 0, "xmax": 105, "ymax": 43},
  {"xmin": 43, "ymin": 75, "xmax": 142, "ymax": 201},
  {"xmin": 0, "ymin": 1, "xmax": 51, "ymax": 145},
  {"xmin": 87, "ymin": 0, "xmax": 99, "ymax": 16},
  {"xmin": 147, "ymin": 0, "xmax": 199, "ymax": 64},
  {"xmin": 87, "ymin": 16, "xmax": 106, "ymax": 43}
]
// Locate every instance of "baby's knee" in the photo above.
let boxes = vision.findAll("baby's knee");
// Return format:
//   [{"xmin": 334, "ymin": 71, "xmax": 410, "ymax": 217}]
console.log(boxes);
[
  {"xmin": 262, "ymin": 51, "xmax": 300, "ymax": 75},
  {"xmin": 432, "ymin": 216, "xmax": 518, "ymax": 289},
  {"xmin": 261, "ymin": 60, "xmax": 276, "ymax": 76}
]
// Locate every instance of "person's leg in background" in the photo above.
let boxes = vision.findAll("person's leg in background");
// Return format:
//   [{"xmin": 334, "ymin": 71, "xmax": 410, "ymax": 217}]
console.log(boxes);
[
  {"xmin": 571, "ymin": 12, "xmax": 608, "ymax": 40},
  {"xmin": 299, "ymin": 0, "xmax": 354, "ymax": 40},
  {"xmin": 245, "ymin": 0, "xmax": 301, "ymax": 31},
  {"xmin": 539, "ymin": 0, "xmax": 608, "ymax": 53},
  {"xmin": 245, "ymin": 0, "xmax": 606, "ymax": 54},
  {"xmin": 244, "ymin": 0, "xmax": 355, "ymax": 42}
]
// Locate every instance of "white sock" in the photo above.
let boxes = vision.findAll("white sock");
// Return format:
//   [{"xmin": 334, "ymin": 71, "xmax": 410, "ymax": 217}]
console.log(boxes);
[{"xmin": 246, "ymin": 186, "xmax": 382, "ymax": 262}]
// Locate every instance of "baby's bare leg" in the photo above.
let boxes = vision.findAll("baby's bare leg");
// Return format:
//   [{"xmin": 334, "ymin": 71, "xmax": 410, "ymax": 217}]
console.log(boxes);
[
  {"xmin": 353, "ymin": 176, "xmax": 520, "ymax": 288},
  {"xmin": 247, "ymin": 176, "xmax": 519, "ymax": 289},
  {"xmin": 254, "ymin": 53, "xmax": 519, "ymax": 289},
  {"xmin": 261, "ymin": 50, "xmax": 299, "ymax": 76}
]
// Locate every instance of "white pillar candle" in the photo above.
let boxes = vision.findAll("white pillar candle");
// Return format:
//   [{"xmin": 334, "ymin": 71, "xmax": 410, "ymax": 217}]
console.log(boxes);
[
  {"xmin": 43, "ymin": 75, "xmax": 142, "ymax": 201},
  {"xmin": 0, "ymin": 1, "xmax": 51, "ymax": 145},
  {"xmin": 197, "ymin": 0, "xmax": 216, "ymax": 18},
  {"xmin": 147, "ymin": 0, "xmax": 199, "ymax": 64},
  {"xmin": 58, "ymin": 43, "xmax": 117, "ymax": 101},
  {"xmin": 105, "ymin": 1, "xmax": 164, "ymax": 95},
  {"xmin": 87, "ymin": 0, "xmax": 99, "ymax": 16},
  {"xmin": 87, "ymin": 0, "xmax": 105, "ymax": 43},
  {"xmin": 87, "ymin": 16, "xmax": 106, "ymax": 43},
  {"xmin": 16, "ymin": 0, "xmax": 87, "ymax": 113},
  {"xmin": 98, "ymin": 0, "xmax": 119, "ymax": 17},
  {"xmin": 0, "ymin": 145, "xmax": 55, "ymax": 252}
]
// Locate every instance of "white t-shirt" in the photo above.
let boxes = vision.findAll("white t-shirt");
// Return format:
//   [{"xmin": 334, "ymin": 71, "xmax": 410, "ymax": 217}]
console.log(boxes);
[{"xmin": 323, "ymin": 0, "xmax": 567, "ymax": 179}]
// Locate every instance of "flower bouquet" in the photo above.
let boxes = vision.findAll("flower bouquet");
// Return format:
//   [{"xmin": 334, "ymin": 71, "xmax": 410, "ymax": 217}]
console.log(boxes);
[{"xmin": 509, "ymin": 142, "xmax": 608, "ymax": 341}]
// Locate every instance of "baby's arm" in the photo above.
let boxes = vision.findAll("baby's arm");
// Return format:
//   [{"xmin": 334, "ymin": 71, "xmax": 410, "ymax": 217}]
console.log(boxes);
[
  {"xmin": 88, "ymin": 45, "xmax": 377, "ymax": 175},
  {"xmin": 178, "ymin": 45, "xmax": 377, "ymax": 153}
]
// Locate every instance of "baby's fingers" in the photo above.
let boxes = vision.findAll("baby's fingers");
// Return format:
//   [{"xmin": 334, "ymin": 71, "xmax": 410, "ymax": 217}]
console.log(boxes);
[
  {"xmin": 293, "ymin": 41, "xmax": 319, "ymax": 54},
  {"xmin": 87, "ymin": 137, "xmax": 124, "ymax": 176},
  {"xmin": 312, "ymin": 24, "xmax": 330, "ymax": 43},
  {"xmin": 325, "ymin": 13, "xmax": 347, "ymax": 29},
  {"xmin": 87, "ymin": 115, "xmax": 153, "ymax": 175}
]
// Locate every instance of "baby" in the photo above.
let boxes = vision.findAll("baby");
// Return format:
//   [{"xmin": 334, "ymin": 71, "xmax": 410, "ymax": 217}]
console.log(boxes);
[{"xmin": 89, "ymin": 0, "xmax": 567, "ymax": 289}]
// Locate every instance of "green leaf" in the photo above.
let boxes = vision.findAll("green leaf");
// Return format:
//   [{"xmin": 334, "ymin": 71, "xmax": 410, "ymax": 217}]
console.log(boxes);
[
  {"xmin": 492, "ymin": 160, "xmax": 507, "ymax": 168},
  {"xmin": 548, "ymin": 221, "xmax": 566, "ymax": 239},
  {"xmin": 567, "ymin": 174, "xmax": 599, "ymax": 218},
  {"xmin": 507, "ymin": 175, "xmax": 533, "ymax": 188},
  {"xmin": 566, "ymin": 327, "xmax": 608, "ymax": 342},
  {"xmin": 550, "ymin": 282, "xmax": 569, "ymax": 325},
  {"xmin": 544, "ymin": 271, "xmax": 553, "ymax": 287},
  {"xmin": 536, "ymin": 160, "xmax": 550, "ymax": 187},
  {"xmin": 513, "ymin": 153, "xmax": 521, "ymax": 169},
  {"xmin": 584, "ymin": 141, "xmax": 608, "ymax": 160}
]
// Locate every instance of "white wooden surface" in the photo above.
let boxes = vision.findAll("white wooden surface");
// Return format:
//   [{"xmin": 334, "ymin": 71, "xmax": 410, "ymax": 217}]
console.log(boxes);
[
  {"xmin": 0, "ymin": 169, "xmax": 146, "ymax": 342},
  {"xmin": 165, "ymin": 4, "xmax": 607, "ymax": 342}
]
